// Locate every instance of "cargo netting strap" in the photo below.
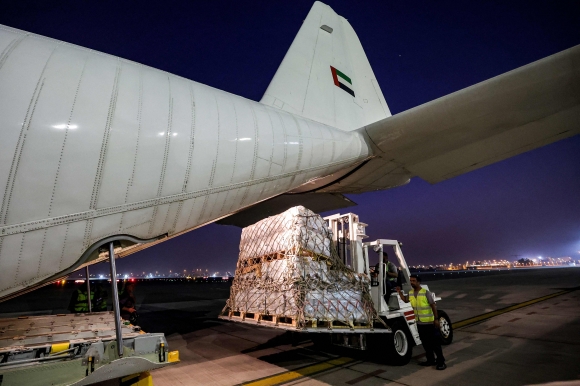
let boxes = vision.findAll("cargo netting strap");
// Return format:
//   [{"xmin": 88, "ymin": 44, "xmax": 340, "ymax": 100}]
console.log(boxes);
[{"xmin": 221, "ymin": 206, "xmax": 380, "ymax": 329}]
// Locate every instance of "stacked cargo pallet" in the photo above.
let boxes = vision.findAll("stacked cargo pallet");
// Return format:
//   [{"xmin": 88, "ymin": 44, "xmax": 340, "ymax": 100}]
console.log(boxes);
[{"xmin": 222, "ymin": 206, "xmax": 377, "ymax": 330}]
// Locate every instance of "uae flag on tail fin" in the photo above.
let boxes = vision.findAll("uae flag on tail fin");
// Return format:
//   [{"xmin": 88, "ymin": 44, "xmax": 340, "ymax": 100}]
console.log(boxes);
[{"xmin": 330, "ymin": 66, "xmax": 355, "ymax": 97}]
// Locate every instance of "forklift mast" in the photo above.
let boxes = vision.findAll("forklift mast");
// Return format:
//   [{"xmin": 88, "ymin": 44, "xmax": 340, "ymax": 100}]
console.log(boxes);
[{"xmin": 323, "ymin": 213, "xmax": 411, "ymax": 281}]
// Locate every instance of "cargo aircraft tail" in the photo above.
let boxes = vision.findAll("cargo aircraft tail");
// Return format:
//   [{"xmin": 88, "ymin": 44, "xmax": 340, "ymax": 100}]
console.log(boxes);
[
  {"xmin": 260, "ymin": 1, "xmax": 390, "ymax": 131},
  {"xmin": 259, "ymin": 1, "xmax": 580, "ymax": 197}
]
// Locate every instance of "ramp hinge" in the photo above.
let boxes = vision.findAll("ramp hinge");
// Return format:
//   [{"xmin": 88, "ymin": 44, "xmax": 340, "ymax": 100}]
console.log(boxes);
[
  {"xmin": 159, "ymin": 343, "xmax": 166, "ymax": 362},
  {"xmin": 86, "ymin": 356, "xmax": 94, "ymax": 376}
]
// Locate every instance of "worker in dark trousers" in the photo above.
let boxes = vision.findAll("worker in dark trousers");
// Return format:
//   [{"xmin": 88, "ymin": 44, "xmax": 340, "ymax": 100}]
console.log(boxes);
[{"xmin": 396, "ymin": 275, "xmax": 447, "ymax": 370}]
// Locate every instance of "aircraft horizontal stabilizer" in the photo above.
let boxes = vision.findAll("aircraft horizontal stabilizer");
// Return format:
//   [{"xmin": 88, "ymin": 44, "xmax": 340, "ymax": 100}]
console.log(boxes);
[{"xmin": 361, "ymin": 44, "xmax": 580, "ymax": 185}]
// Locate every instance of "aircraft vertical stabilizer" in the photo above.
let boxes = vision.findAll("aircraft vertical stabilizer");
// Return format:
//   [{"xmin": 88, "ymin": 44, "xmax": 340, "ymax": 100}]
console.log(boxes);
[{"xmin": 260, "ymin": 1, "xmax": 390, "ymax": 131}]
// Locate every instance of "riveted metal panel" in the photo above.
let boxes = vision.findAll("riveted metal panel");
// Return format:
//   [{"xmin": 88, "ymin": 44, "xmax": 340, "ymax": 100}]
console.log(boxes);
[
  {"xmin": 126, "ymin": 67, "xmax": 170, "ymax": 204},
  {"xmin": 212, "ymin": 93, "xmax": 238, "ymax": 188},
  {"xmin": 6, "ymin": 45, "xmax": 87, "ymax": 224},
  {"xmin": 121, "ymin": 207, "xmax": 154, "ymax": 233},
  {"xmin": 253, "ymin": 104, "xmax": 275, "ymax": 170},
  {"xmin": 160, "ymin": 76, "xmax": 193, "ymax": 197},
  {"xmin": 90, "ymin": 213, "xmax": 123, "ymax": 244},
  {"xmin": 185, "ymin": 85, "xmax": 217, "ymax": 194},
  {"xmin": 230, "ymin": 99, "xmax": 256, "ymax": 184},
  {"xmin": 37, "ymin": 223, "xmax": 70, "ymax": 279},
  {"xmin": 13, "ymin": 227, "xmax": 44, "ymax": 286},
  {"xmin": 51, "ymin": 54, "xmax": 123, "ymax": 218},
  {"xmin": 97, "ymin": 61, "xmax": 142, "ymax": 209},
  {"xmin": 0, "ymin": 34, "xmax": 56, "ymax": 217},
  {"xmin": 268, "ymin": 110, "xmax": 287, "ymax": 174},
  {"xmin": 0, "ymin": 233, "xmax": 23, "ymax": 288}
]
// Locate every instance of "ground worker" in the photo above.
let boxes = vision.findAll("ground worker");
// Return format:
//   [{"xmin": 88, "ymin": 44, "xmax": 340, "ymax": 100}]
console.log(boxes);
[
  {"xmin": 373, "ymin": 251, "xmax": 398, "ymax": 294},
  {"xmin": 119, "ymin": 281, "xmax": 137, "ymax": 323},
  {"xmin": 396, "ymin": 275, "xmax": 447, "ymax": 370},
  {"xmin": 68, "ymin": 286, "xmax": 94, "ymax": 313},
  {"xmin": 92, "ymin": 282, "xmax": 108, "ymax": 311}
]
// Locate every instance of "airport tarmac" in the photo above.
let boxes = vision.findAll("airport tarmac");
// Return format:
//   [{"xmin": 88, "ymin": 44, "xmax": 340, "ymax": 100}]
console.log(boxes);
[
  {"xmin": 1, "ymin": 267, "xmax": 578, "ymax": 385},
  {"xmin": 145, "ymin": 267, "xmax": 580, "ymax": 386}
]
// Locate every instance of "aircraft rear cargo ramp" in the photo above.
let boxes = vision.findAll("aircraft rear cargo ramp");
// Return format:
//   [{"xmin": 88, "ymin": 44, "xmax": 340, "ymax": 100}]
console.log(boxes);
[{"xmin": 0, "ymin": 311, "xmax": 179, "ymax": 385}]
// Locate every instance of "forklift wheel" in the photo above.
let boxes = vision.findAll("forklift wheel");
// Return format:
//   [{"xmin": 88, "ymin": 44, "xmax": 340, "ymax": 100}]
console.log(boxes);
[
  {"xmin": 387, "ymin": 322, "xmax": 413, "ymax": 365},
  {"xmin": 438, "ymin": 310, "xmax": 453, "ymax": 345}
]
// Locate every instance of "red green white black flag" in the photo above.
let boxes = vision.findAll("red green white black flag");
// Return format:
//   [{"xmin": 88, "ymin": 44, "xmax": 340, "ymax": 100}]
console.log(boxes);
[{"xmin": 330, "ymin": 66, "xmax": 355, "ymax": 97}]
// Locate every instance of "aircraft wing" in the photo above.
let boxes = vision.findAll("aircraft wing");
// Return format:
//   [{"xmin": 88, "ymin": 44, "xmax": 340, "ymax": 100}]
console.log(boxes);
[{"xmin": 321, "ymin": 44, "xmax": 580, "ymax": 191}]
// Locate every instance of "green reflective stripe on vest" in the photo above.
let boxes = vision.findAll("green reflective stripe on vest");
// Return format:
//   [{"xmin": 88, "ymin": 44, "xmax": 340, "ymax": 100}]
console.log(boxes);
[
  {"xmin": 409, "ymin": 288, "xmax": 434, "ymax": 323},
  {"xmin": 73, "ymin": 290, "xmax": 94, "ymax": 312}
]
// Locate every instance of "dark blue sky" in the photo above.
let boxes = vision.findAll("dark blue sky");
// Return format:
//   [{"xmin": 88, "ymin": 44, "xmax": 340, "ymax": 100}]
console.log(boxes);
[{"xmin": 1, "ymin": 1, "xmax": 579, "ymax": 274}]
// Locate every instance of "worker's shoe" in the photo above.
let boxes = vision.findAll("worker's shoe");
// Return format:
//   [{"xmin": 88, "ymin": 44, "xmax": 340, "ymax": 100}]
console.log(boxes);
[
  {"xmin": 436, "ymin": 363, "xmax": 447, "ymax": 370},
  {"xmin": 418, "ymin": 361, "xmax": 435, "ymax": 366}
]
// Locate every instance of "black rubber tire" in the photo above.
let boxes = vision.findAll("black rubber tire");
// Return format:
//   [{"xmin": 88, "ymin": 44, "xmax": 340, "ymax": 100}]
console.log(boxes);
[
  {"xmin": 438, "ymin": 310, "xmax": 453, "ymax": 345},
  {"xmin": 386, "ymin": 320, "xmax": 413, "ymax": 366}
]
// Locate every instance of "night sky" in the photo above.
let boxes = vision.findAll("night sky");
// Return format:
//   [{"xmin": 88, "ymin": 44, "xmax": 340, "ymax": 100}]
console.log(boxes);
[{"xmin": 1, "ymin": 1, "xmax": 579, "ymax": 275}]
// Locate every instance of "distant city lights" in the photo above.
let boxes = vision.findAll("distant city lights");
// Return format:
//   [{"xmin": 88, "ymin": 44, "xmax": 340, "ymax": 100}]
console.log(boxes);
[
  {"xmin": 409, "ymin": 256, "xmax": 576, "ymax": 271},
  {"xmin": 64, "ymin": 252, "xmax": 577, "ymax": 282}
]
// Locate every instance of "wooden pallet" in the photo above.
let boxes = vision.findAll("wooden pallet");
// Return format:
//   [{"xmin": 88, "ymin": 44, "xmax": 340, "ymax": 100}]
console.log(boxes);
[
  {"xmin": 305, "ymin": 319, "xmax": 372, "ymax": 330},
  {"xmin": 226, "ymin": 311, "xmax": 372, "ymax": 331},
  {"xmin": 227, "ymin": 311, "xmax": 298, "ymax": 327}
]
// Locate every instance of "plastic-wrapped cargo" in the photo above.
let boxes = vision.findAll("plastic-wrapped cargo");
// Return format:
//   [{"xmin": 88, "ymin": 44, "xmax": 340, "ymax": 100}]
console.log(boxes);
[{"xmin": 223, "ymin": 206, "xmax": 377, "ymax": 329}]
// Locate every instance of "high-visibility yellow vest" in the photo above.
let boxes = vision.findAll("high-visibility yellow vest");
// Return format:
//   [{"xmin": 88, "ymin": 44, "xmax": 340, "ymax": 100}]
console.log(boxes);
[
  {"xmin": 409, "ymin": 288, "xmax": 434, "ymax": 323},
  {"xmin": 73, "ymin": 290, "xmax": 94, "ymax": 312}
]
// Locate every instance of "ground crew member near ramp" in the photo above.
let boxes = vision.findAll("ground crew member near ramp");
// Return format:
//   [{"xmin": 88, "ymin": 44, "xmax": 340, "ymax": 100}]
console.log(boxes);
[
  {"xmin": 67, "ymin": 286, "xmax": 94, "ymax": 313},
  {"xmin": 119, "ymin": 281, "xmax": 138, "ymax": 323},
  {"xmin": 396, "ymin": 275, "xmax": 447, "ymax": 370},
  {"xmin": 92, "ymin": 282, "xmax": 108, "ymax": 311}
]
